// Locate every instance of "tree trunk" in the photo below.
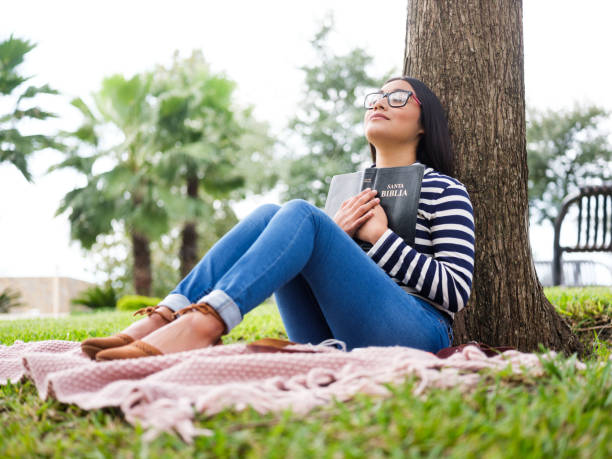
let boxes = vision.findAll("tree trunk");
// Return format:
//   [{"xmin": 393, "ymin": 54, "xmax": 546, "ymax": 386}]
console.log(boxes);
[
  {"xmin": 180, "ymin": 175, "xmax": 199, "ymax": 278},
  {"xmin": 132, "ymin": 231, "xmax": 152, "ymax": 296},
  {"xmin": 404, "ymin": 0, "xmax": 583, "ymax": 355}
]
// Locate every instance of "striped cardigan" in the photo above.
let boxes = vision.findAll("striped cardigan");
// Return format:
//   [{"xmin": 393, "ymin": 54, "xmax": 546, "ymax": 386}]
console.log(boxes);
[{"xmin": 364, "ymin": 162, "xmax": 475, "ymax": 320}]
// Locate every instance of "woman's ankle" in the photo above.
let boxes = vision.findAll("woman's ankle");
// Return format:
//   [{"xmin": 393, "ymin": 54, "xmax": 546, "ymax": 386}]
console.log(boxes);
[
  {"xmin": 141, "ymin": 311, "xmax": 224, "ymax": 353},
  {"xmin": 183, "ymin": 309, "xmax": 225, "ymax": 339},
  {"xmin": 122, "ymin": 308, "xmax": 172, "ymax": 339}
]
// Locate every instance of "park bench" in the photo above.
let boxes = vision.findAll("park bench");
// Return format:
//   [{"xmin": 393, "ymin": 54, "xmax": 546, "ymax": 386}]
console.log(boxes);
[{"xmin": 553, "ymin": 185, "xmax": 612, "ymax": 285}]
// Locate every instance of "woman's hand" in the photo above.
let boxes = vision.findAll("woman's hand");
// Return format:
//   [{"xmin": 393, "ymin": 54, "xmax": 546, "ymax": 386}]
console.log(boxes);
[
  {"xmin": 333, "ymin": 188, "xmax": 386, "ymax": 241},
  {"xmin": 355, "ymin": 202, "xmax": 388, "ymax": 245}
]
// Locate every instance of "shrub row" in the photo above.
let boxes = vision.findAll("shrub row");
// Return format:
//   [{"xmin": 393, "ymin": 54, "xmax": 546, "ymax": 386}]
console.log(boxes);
[
  {"xmin": 116, "ymin": 295, "xmax": 163, "ymax": 311},
  {"xmin": 71, "ymin": 284, "xmax": 162, "ymax": 311}
]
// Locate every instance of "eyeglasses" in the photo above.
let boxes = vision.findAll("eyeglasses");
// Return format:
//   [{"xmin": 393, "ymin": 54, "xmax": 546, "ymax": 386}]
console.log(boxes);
[{"xmin": 364, "ymin": 90, "xmax": 422, "ymax": 109}]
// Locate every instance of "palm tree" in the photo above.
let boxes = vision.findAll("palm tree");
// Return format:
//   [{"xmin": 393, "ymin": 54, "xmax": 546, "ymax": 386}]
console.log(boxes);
[
  {"xmin": 55, "ymin": 54, "xmax": 279, "ymax": 293},
  {"xmin": 53, "ymin": 73, "xmax": 169, "ymax": 295},
  {"xmin": 0, "ymin": 34, "xmax": 63, "ymax": 181},
  {"xmin": 151, "ymin": 51, "xmax": 278, "ymax": 276}
]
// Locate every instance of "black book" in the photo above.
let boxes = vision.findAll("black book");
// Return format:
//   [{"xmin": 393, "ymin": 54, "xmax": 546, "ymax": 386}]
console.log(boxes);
[{"xmin": 323, "ymin": 163, "xmax": 425, "ymax": 251}]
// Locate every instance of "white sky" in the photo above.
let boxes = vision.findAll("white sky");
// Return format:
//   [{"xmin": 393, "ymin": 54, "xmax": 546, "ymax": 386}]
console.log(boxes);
[{"xmin": 1, "ymin": 0, "xmax": 611, "ymax": 284}]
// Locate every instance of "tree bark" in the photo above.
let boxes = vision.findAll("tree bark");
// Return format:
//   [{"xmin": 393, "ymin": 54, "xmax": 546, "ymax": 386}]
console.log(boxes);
[
  {"xmin": 132, "ymin": 231, "xmax": 152, "ymax": 296},
  {"xmin": 404, "ymin": 0, "xmax": 583, "ymax": 355},
  {"xmin": 180, "ymin": 175, "xmax": 199, "ymax": 278}
]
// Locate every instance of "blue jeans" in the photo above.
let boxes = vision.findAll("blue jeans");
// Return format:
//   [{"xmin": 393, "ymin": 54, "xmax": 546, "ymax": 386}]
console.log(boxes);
[{"xmin": 160, "ymin": 200, "xmax": 453, "ymax": 353}]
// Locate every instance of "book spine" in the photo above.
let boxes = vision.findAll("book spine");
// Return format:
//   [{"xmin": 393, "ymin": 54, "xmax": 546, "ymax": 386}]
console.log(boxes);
[
  {"xmin": 361, "ymin": 169, "xmax": 376, "ymax": 191},
  {"xmin": 355, "ymin": 169, "xmax": 377, "ymax": 252}
]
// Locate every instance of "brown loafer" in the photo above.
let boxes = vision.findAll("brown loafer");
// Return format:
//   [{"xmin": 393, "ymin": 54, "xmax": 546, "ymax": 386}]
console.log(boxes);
[
  {"xmin": 81, "ymin": 305, "xmax": 176, "ymax": 359},
  {"xmin": 96, "ymin": 339, "xmax": 163, "ymax": 361},
  {"xmin": 81, "ymin": 333, "xmax": 134, "ymax": 360},
  {"xmin": 95, "ymin": 303, "xmax": 226, "ymax": 361}
]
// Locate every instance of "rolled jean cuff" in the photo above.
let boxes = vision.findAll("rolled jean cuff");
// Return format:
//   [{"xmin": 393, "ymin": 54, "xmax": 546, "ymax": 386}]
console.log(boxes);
[
  {"xmin": 159, "ymin": 293, "xmax": 192, "ymax": 311},
  {"xmin": 197, "ymin": 289, "xmax": 242, "ymax": 333}
]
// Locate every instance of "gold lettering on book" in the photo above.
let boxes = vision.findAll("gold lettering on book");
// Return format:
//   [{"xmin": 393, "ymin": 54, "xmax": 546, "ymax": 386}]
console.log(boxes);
[
  {"xmin": 380, "ymin": 189, "xmax": 408, "ymax": 197},
  {"xmin": 379, "ymin": 182, "xmax": 407, "ymax": 197}
]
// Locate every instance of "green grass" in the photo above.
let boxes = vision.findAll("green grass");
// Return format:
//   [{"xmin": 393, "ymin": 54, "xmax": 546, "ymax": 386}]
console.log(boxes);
[
  {"xmin": 0, "ymin": 300, "xmax": 286, "ymax": 346},
  {"xmin": 544, "ymin": 286, "xmax": 612, "ymax": 325},
  {"xmin": 544, "ymin": 286, "xmax": 612, "ymax": 358},
  {"xmin": 1, "ymin": 296, "xmax": 611, "ymax": 457}
]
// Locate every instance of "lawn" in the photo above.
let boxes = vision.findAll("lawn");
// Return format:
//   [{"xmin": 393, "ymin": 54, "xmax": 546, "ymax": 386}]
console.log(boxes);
[{"xmin": 1, "ymin": 293, "xmax": 611, "ymax": 458}]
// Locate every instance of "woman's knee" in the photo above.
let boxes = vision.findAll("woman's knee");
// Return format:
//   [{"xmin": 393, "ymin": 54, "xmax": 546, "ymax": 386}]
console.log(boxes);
[
  {"xmin": 251, "ymin": 203, "xmax": 281, "ymax": 224},
  {"xmin": 283, "ymin": 199, "xmax": 317, "ymax": 214},
  {"xmin": 257, "ymin": 203, "xmax": 282, "ymax": 214},
  {"xmin": 282, "ymin": 199, "xmax": 336, "ymax": 232}
]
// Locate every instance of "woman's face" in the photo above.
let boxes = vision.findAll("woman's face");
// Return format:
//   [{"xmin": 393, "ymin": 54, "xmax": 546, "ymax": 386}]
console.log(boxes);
[{"xmin": 363, "ymin": 79, "xmax": 424, "ymax": 150}]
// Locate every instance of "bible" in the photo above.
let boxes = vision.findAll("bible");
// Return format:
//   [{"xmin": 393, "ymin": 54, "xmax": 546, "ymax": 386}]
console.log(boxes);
[{"xmin": 323, "ymin": 162, "xmax": 425, "ymax": 251}]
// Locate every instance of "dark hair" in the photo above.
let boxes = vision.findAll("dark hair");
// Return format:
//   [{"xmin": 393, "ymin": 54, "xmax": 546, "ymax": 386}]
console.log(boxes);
[{"xmin": 369, "ymin": 76, "xmax": 454, "ymax": 176}]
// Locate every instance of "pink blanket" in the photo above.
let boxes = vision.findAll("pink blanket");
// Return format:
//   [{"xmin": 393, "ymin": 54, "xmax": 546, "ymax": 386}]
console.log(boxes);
[{"xmin": 0, "ymin": 339, "xmax": 585, "ymax": 442}]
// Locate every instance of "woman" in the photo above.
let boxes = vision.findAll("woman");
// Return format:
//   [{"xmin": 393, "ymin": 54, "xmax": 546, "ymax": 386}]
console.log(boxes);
[{"xmin": 82, "ymin": 76, "xmax": 475, "ymax": 360}]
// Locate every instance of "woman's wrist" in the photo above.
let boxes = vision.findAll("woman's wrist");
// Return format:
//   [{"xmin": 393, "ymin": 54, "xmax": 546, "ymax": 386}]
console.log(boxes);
[{"xmin": 367, "ymin": 227, "xmax": 389, "ymax": 245}]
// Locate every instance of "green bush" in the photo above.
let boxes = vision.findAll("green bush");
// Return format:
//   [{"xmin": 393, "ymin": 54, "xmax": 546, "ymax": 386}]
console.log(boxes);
[
  {"xmin": 71, "ymin": 283, "xmax": 117, "ymax": 309},
  {"xmin": 0, "ymin": 287, "xmax": 23, "ymax": 313},
  {"xmin": 544, "ymin": 286, "xmax": 612, "ymax": 353},
  {"xmin": 544, "ymin": 286, "xmax": 612, "ymax": 324},
  {"xmin": 116, "ymin": 295, "xmax": 162, "ymax": 311}
]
